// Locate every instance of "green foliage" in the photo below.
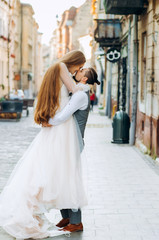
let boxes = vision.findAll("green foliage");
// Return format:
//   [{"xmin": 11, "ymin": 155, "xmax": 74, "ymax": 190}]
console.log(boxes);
[
  {"xmin": 147, "ymin": 145, "xmax": 157, "ymax": 160},
  {"xmin": 98, "ymin": 106, "xmax": 104, "ymax": 110},
  {"xmin": 0, "ymin": 84, "xmax": 5, "ymax": 90},
  {"xmin": 0, "ymin": 97, "xmax": 5, "ymax": 102},
  {"xmin": 151, "ymin": 147, "xmax": 157, "ymax": 160}
]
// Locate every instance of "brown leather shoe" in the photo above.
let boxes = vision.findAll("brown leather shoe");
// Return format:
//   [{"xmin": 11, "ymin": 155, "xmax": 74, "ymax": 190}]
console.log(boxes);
[
  {"xmin": 61, "ymin": 223, "xmax": 83, "ymax": 232},
  {"xmin": 56, "ymin": 218, "xmax": 69, "ymax": 228}
]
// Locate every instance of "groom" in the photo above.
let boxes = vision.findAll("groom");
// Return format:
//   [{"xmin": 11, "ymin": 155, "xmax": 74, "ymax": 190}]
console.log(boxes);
[{"xmin": 46, "ymin": 67, "xmax": 100, "ymax": 232}]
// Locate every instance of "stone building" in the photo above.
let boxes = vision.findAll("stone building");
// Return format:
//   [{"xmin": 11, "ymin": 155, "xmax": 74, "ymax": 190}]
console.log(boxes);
[
  {"xmin": 51, "ymin": 0, "xmax": 93, "ymax": 60},
  {"xmin": 71, "ymin": 0, "xmax": 93, "ymax": 51},
  {"xmin": 32, "ymin": 29, "xmax": 43, "ymax": 96},
  {"xmin": 136, "ymin": 0, "xmax": 159, "ymax": 157},
  {"xmin": 42, "ymin": 44, "xmax": 50, "ymax": 77},
  {"xmin": 19, "ymin": 4, "xmax": 36, "ymax": 97},
  {"xmin": 0, "ymin": 0, "xmax": 42, "ymax": 98},
  {"xmin": 13, "ymin": 0, "xmax": 22, "ymax": 90},
  {"xmin": 93, "ymin": 0, "xmax": 159, "ymax": 157},
  {"xmin": 0, "ymin": 0, "xmax": 12, "ymax": 97},
  {"xmin": 20, "ymin": 4, "xmax": 43, "ymax": 97},
  {"xmin": 57, "ymin": 6, "xmax": 77, "ymax": 58},
  {"xmin": 49, "ymin": 29, "xmax": 58, "ymax": 65}
]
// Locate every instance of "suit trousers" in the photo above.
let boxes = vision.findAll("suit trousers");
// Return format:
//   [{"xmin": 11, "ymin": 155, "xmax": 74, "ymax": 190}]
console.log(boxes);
[{"xmin": 60, "ymin": 209, "xmax": 81, "ymax": 224}]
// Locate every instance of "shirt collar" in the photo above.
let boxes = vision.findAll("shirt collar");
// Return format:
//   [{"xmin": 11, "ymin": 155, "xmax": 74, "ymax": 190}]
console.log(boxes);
[{"xmin": 77, "ymin": 83, "xmax": 90, "ymax": 92}]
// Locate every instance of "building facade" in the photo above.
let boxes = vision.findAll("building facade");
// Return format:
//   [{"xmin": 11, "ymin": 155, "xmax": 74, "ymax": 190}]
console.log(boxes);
[
  {"xmin": 93, "ymin": 0, "xmax": 159, "ymax": 157},
  {"xmin": 0, "ymin": 0, "xmax": 42, "ymax": 98},
  {"xmin": 57, "ymin": 6, "xmax": 77, "ymax": 58},
  {"xmin": 49, "ymin": 29, "xmax": 58, "ymax": 65},
  {"xmin": 50, "ymin": 0, "xmax": 93, "ymax": 61},
  {"xmin": 0, "ymin": 0, "xmax": 11, "ymax": 97}
]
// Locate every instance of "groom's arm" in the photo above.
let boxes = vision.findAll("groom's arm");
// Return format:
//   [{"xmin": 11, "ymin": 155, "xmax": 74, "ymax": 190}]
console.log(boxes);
[{"xmin": 48, "ymin": 91, "xmax": 88, "ymax": 126}]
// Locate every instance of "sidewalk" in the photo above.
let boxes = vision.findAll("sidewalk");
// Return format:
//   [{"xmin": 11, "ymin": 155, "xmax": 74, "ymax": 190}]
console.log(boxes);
[
  {"xmin": 1, "ymin": 107, "xmax": 159, "ymax": 240},
  {"xmin": 83, "ymin": 108, "xmax": 159, "ymax": 240}
]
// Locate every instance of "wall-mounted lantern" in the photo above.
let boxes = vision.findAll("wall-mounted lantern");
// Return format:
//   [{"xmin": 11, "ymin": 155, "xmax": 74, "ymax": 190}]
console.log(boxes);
[{"xmin": 94, "ymin": 19, "xmax": 121, "ymax": 48}]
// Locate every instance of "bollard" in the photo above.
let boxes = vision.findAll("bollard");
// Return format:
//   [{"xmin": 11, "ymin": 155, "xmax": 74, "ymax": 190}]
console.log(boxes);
[{"xmin": 112, "ymin": 110, "xmax": 130, "ymax": 143}]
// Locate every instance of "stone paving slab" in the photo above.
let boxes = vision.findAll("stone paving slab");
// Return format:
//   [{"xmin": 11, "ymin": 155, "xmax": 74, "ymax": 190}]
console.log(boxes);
[{"xmin": 0, "ymin": 107, "xmax": 159, "ymax": 240}]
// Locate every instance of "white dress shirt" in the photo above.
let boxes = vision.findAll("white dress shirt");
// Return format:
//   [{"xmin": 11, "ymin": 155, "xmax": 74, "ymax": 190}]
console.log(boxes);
[{"xmin": 49, "ymin": 83, "xmax": 90, "ymax": 126}]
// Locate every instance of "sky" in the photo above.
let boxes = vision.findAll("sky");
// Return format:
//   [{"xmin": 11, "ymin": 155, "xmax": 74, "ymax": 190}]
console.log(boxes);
[{"xmin": 20, "ymin": 0, "xmax": 86, "ymax": 45}]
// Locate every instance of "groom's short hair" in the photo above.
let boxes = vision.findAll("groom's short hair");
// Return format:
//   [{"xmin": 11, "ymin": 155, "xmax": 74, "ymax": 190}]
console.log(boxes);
[{"xmin": 85, "ymin": 68, "xmax": 100, "ymax": 85}]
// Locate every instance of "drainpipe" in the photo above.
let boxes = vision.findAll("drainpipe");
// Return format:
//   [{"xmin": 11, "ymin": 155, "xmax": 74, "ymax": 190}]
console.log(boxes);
[
  {"xmin": 20, "ymin": 3, "xmax": 23, "ymax": 89},
  {"xmin": 150, "ymin": 0, "xmax": 155, "ymax": 153},
  {"xmin": 7, "ymin": 0, "xmax": 10, "ymax": 98},
  {"xmin": 117, "ymin": 57, "xmax": 120, "ymax": 111},
  {"xmin": 104, "ymin": 49, "xmax": 107, "ymax": 110},
  {"xmin": 106, "ymin": 61, "xmax": 112, "ymax": 118},
  {"xmin": 130, "ymin": 15, "xmax": 138, "ymax": 145},
  {"xmin": 126, "ymin": 17, "xmax": 131, "ymax": 115}
]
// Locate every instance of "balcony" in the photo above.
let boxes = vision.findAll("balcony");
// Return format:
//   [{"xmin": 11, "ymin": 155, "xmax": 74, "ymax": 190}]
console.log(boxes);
[
  {"xmin": 104, "ymin": 0, "xmax": 146, "ymax": 15},
  {"xmin": 94, "ymin": 19, "xmax": 121, "ymax": 47}
]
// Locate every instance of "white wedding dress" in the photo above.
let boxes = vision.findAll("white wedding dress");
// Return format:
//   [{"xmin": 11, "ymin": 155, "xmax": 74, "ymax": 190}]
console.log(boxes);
[{"xmin": 0, "ymin": 63, "xmax": 87, "ymax": 239}]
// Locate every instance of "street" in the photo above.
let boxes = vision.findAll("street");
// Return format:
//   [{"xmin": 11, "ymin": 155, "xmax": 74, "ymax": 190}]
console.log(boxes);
[{"xmin": 1, "ymin": 107, "xmax": 159, "ymax": 240}]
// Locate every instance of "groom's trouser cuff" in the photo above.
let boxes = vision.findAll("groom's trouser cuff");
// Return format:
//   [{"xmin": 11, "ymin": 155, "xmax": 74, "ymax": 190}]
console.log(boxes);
[
  {"xmin": 60, "ymin": 209, "xmax": 69, "ymax": 219},
  {"xmin": 60, "ymin": 209, "xmax": 81, "ymax": 224}
]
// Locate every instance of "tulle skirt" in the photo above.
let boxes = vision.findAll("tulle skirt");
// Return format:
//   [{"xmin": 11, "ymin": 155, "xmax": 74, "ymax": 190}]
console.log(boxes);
[{"xmin": 0, "ymin": 116, "xmax": 87, "ymax": 239}]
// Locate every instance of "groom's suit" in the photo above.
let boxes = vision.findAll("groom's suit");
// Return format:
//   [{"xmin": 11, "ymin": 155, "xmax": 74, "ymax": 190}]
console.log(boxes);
[
  {"xmin": 60, "ymin": 90, "xmax": 90, "ymax": 224},
  {"xmin": 74, "ymin": 91, "xmax": 90, "ymax": 138},
  {"xmin": 49, "ymin": 84, "xmax": 90, "ymax": 224}
]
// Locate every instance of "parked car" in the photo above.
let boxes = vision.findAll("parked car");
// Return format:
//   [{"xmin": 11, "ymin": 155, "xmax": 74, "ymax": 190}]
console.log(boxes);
[{"xmin": 9, "ymin": 89, "xmax": 25, "ymax": 100}]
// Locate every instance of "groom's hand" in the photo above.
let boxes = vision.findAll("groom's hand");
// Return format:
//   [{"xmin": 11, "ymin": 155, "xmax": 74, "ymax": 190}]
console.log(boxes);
[{"xmin": 42, "ymin": 122, "xmax": 52, "ymax": 127}]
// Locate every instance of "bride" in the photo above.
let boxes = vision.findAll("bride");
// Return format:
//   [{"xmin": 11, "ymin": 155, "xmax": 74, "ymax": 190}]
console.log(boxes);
[{"xmin": 0, "ymin": 50, "xmax": 88, "ymax": 239}]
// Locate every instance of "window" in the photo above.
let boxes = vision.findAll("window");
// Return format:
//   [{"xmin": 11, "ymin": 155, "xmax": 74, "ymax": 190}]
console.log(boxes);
[
  {"xmin": 0, "ymin": 61, "xmax": 4, "ymax": 84},
  {"xmin": 141, "ymin": 120, "xmax": 144, "ymax": 131},
  {"xmin": 0, "ymin": 19, "xmax": 3, "ymax": 36},
  {"xmin": 99, "ymin": 0, "xmax": 104, "ymax": 10},
  {"xmin": 28, "ymin": 45, "xmax": 32, "ymax": 66},
  {"xmin": 141, "ymin": 32, "xmax": 147, "ymax": 101}
]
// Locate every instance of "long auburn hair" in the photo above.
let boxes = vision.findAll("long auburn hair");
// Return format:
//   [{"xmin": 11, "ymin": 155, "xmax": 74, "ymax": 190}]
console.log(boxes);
[{"xmin": 34, "ymin": 50, "xmax": 86, "ymax": 125}]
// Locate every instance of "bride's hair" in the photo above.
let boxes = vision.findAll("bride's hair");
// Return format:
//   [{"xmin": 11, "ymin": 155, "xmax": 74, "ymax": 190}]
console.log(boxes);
[
  {"xmin": 34, "ymin": 50, "xmax": 86, "ymax": 125},
  {"xmin": 60, "ymin": 50, "xmax": 86, "ymax": 68}
]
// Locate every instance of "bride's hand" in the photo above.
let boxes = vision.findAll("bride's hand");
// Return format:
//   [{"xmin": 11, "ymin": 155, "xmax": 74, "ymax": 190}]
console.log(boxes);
[{"xmin": 42, "ymin": 122, "xmax": 52, "ymax": 127}]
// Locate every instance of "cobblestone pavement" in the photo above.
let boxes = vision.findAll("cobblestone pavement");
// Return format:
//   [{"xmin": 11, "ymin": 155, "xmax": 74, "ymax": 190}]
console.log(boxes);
[{"xmin": 1, "ymin": 107, "xmax": 159, "ymax": 240}]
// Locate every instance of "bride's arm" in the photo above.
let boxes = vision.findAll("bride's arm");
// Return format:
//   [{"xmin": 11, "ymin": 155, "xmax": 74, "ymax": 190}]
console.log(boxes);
[
  {"xmin": 49, "ymin": 91, "xmax": 88, "ymax": 126},
  {"xmin": 60, "ymin": 62, "xmax": 81, "ymax": 93}
]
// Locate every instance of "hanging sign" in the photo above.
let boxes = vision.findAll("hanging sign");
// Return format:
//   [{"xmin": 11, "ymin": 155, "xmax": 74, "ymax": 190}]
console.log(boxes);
[{"xmin": 106, "ymin": 48, "xmax": 120, "ymax": 63}]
